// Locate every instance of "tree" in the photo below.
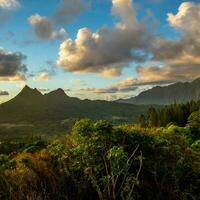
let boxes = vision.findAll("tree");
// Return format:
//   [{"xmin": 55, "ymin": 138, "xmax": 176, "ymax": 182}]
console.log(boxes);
[
  {"xmin": 187, "ymin": 110, "xmax": 200, "ymax": 140},
  {"xmin": 138, "ymin": 114, "xmax": 146, "ymax": 128},
  {"xmin": 70, "ymin": 119, "xmax": 143, "ymax": 200},
  {"xmin": 147, "ymin": 106, "xmax": 158, "ymax": 127}
]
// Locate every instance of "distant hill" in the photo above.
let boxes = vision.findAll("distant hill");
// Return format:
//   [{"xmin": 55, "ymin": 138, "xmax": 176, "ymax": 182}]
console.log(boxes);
[
  {"xmin": 117, "ymin": 78, "xmax": 200, "ymax": 105},
  {"xmin": 0, "ymin": 86, "xmax": 150, "ymax": 124}
]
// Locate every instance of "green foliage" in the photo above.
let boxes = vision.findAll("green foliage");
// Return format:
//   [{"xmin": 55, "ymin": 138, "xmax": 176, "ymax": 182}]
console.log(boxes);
[
  {"xmin": 139, "ymin": 100, "xmax": 200, "ymax": 128},
  {"xmin": 0, "ymin": 119, "xmax": 199, "ymax": 200},
  {"xmin": 191, "ymin": 140, "xmax": 200, "ymax": 152},
  {"xmin": 187, "ymin": 110, "xmax": 200, "ymax": 140}
]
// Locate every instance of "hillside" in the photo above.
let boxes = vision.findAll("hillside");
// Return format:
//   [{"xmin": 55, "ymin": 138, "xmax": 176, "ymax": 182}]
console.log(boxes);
[
  {"xmin": 0, "ymin": 86, "xmax": 150, "ymax": 124},
  {"xmin": 117, "ymin": 78, "xmax": 200, "ymax": 105}
]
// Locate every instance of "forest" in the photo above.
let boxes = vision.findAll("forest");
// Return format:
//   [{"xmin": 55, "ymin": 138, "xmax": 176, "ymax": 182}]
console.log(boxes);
[{"xmin": 0, "ymin": 100, "xmax": 199, "ymax": 200}]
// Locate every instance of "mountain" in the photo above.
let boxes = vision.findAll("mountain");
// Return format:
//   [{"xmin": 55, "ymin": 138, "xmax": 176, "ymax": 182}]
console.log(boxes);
[
  {"xmin": 117, "ymin": 78, "xmax": 200, "ymax": 105},
  {"xmin": 0, "ymin": 86, "xmax": 151, "ymax": 123}
]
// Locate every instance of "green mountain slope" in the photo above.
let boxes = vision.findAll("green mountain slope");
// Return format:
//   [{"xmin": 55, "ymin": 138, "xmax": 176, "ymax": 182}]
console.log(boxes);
[
  {"xmin": 0, "ymin": 86, "xmax": 150, "ymax": 123},
  {"xmin": 117, "ymin": 78, "xmax": 200, "ymax": 105}
]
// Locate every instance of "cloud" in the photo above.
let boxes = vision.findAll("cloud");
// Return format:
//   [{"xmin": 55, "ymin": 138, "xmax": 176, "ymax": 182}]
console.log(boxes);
[
  {"xmin": 142, "ymin": 2, "xmax": 200, "ymax": 84},
  {"xmin": 28, "ymin": 14, "xmax": 54, "ymax": 39},
  {"xmin": 28, "ymin": 0, "xmax": 87, "ymax": 40},
  {"xmin": 28, "ymin": 14, "xmax": 67, "ymax": 40},
  {"xmin": 0, "ymin": 48, "xmax": 27, "ymax": 81},
  {"xmin": 80, "ymin": 77, "xmax": 138, "ymax": 94},
  {"xmin": 57, "ymin": 0, "xmax": 153, "ymax": 76},
  {"xmin": 56, "ymin": 1, "xmax": 200, "ymax": 96},
  {"xmin": 153, "ymin": 2, "xmax": 200, "ymax": 64},
  {"xmin": 90, "ymin": 61, "xmax": 200, "ymax": 95},
  {"xmin": 34, "ymin": 72, "xmax": 51, "ymax": 81},
  {"xmin": 57, "ymin": 0, "xmax": 200, "ymax": 83},
  {"xmin": 99, "ymin": 1, "xmax": 200, "ymax": 90},
  {"xmin": 79, "ymin": 61, "xmax": 200, "ymax": 94},
  {"xmin": 0, "ymin": 0, "xmax": 20, "ymax": 10},
  {"xmin": 53, "ymin": 0, "xmax": 88, "ymax": 24},
  {"xmin": 137, "ymin": 62, "xmax": 200, "ymax": 84},
  {"xmin": 0, "ymin": 90, "xmax": 9, "ymax": 95}
]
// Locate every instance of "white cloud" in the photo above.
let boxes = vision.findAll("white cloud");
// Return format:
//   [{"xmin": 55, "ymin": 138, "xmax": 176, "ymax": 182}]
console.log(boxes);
[
  {"xmin": 0, "ymin": 0, "xmax": 20, "ymax": 10},
  {"xmin": 57, "ymin": 0, "xmax": 153, "ymax": 76}
]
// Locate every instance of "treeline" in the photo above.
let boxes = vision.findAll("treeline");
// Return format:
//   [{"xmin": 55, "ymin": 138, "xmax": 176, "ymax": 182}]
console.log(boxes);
[
  {"xmin": 139, "ymin": 100, "xmax": 200, "ymax": 128},
  {"xmin": 0, "ymin": 118, "xmax": 200, "ymax": 200}
]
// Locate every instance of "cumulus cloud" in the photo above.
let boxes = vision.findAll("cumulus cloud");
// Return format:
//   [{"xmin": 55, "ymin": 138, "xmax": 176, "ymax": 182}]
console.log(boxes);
[
  {"xmin": 0, "ymin": 90, "xmax": 9, "ymax": 95},
  {"xmin": 0, "ymin": 48, "xmax": 27, "ymax": 81},
  {"xmin": 152, "ymin": 2, "xmax": 200, "ymax": 65},
  {"xmin": 53, "ymin": 0, "xmax": 88, "ymax": 24},
  {"xmin": 98, "ymin": 1, "xmax": 200, "ymax": 92},
  {"xmin": 141, "ymin": 2, "xmax": 200, "ymax": 84},
  {"xmin": 57, "ymin": 0, "xmax": 200, "ymax": 84},
  {"xmin": 57, "ymin": 0, "xmax": 153, "ymax": 76},
  {"xmin": 28, "ymin": 14, "xmax": 67, "ymax": 40}
]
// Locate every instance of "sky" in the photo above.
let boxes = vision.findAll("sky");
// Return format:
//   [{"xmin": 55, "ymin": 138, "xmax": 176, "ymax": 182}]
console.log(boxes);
[{"xmin": 0, "ymin": 0, "xmax": 200, "ymax": 103}]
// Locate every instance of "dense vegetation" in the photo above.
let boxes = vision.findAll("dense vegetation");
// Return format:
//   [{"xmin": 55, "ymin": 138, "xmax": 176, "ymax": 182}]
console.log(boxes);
[
  {"xmin": 0, "ymin": 105, "xmax": 199, "ymax": 199},
  {"xmin": 139, "ymin": 100, "xmax": 200, "ymax": 128}
]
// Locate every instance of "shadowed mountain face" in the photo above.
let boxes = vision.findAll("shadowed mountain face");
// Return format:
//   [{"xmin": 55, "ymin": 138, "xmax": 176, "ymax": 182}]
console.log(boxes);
[
  {"xmin": 0, "ymin": 86, "xmax": 150, "ymax": 123},
  {"xmin": 117, "ymin": 78, "xmax": 200, "ymax": 105}
]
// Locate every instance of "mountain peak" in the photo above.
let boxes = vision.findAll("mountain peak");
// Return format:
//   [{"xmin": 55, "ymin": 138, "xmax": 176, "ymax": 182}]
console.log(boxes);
[
  {"xmin": 22, "ymin": 85, "xmax": 31, "ymax": 91},
  {"xmin": 18, "ymin": 85, "xmax": 42, "ymax": 98},
  {"xmin": 55, "ymin": 88, "xmax": 65, "ymax": 93},
  {"xmin": 45, "ymin": 88, "xmax": 68, "ymax": 99}
]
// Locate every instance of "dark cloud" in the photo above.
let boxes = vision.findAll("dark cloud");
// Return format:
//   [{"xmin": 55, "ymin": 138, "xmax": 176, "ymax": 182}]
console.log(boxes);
[
  {"xmin": 0, "ymin": 90, "xmax": 9, "ymax": 96},
  {"xmin": 0, "ymin": 48, "xmax": 27, "ymax": 81},
  {"xmin": 53, "ymin": 0, "xmax": 88, "ymax": 24},
  {"xmin": 28, "ymin": 14, "xmax": 55, "ymax": 39},
  {"xmin": 28, "ymin": 14, "xmax": 66, "ymax": 40}
]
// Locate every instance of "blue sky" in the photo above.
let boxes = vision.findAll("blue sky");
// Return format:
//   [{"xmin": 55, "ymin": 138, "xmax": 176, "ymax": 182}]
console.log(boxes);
[{"xmin": 0, "ymin": 0, "xmax": 200, "ymax": 102}]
